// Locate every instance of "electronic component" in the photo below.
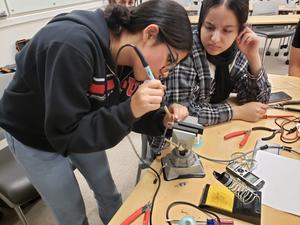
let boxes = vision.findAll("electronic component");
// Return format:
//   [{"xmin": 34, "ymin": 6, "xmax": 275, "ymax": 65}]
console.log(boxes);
[
  {"xmin": 226, "ymin": 162, "xmax": 265, "ymax": 191},
  {"xmin": 253, "ymin": 140, "xmax": 281, "ymax": 158}
]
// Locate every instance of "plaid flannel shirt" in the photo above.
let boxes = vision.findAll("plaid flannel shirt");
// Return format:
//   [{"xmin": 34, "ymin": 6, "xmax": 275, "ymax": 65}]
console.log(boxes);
[{"xmin": 165, "ymin": 29, "xmax": 271, "ymax": 126}]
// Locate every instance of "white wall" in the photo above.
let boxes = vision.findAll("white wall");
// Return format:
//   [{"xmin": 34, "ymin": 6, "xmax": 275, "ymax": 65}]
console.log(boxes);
[
  {"xmin": 0, "ymin": 0, "xmax": 107, "ymax": 66},
  {"xmin": 0, "ymin": 73, "xmax": 13, "ymax": 97}
]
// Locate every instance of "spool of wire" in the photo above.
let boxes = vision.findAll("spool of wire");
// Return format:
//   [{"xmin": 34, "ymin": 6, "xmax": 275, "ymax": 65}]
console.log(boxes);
[
  {"xmin": 213, "ymin": 171, "xmax": 259, "ymax": 204},
  {"xmin": 178, "ymin": 216, "xmax": 197, "ymax": 225}
]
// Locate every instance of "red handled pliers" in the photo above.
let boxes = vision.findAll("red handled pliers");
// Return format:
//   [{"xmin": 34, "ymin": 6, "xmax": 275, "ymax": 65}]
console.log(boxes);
[
  {"xmin": 121, "ymin": 202, "xmax": 151, "ymax": 225},
  {"xmin": 224, "ymin": 130, "xmax": 252, "ymax": 148},
  {"xmin": 224, "ymin": 127, "xmax": 283, "ymax": 148}
]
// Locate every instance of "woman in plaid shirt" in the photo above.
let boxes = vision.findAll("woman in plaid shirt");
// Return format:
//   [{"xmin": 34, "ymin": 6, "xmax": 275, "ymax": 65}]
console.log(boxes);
[{"xmin": 165, "ymin": 0, "xmax": 271, "ymax": 126}]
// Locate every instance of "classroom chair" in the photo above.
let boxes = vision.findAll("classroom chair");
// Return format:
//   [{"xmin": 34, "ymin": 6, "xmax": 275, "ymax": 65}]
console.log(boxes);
[
  {"xmin": 252, "ymin": 0, "xmax": 295, "ymax": 65},
  {"xmin": 0, "ymin": 145, "xmax": 39, "ymax": 225}
]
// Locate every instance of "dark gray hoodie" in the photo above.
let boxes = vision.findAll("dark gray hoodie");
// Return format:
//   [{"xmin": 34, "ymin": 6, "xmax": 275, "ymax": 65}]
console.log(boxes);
[{"xmin": 0, "ymin": 9, "xmax": 165, "ymax": 155}]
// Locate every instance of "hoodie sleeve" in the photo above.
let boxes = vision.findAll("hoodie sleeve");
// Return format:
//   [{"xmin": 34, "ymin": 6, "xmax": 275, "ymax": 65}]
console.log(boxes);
[
  {"xmin": 132, "ymin": 109, "xmax": 166, "ymax": 136},
  {"xmin": 43, "ymin": 42, "xmax": 136, "ymax": 154}
]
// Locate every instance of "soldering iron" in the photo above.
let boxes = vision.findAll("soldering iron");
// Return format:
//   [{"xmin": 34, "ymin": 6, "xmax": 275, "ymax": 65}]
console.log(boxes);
[{"xmin": 116, "ymin": 43, "xmax": 171, "ymax": 115}]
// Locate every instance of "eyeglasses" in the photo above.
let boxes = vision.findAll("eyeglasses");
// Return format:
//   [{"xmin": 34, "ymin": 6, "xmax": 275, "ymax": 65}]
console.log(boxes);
[{"xmin": 160, "ymin": 41, "xmax": 178, "ymax": 74}]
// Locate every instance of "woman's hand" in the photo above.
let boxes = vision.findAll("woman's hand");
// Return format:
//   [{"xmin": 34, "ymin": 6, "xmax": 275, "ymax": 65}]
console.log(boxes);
[
  {"xmin": 236, "ymin": 26, "xmax": 260, "ymax": 57},
  {"xmin": 163, "ymin": 103, "xmax": 189, "ymax": 128},
  {"xmin": 130, "ymin": 80, "xmax": 165, "ymax": 118},
  {"xmin": 236, "ymin": 26, "xmax": 262, "ymax": 76},
  {"xmin": 232, "ymin": 102, "xmax": 268, "ymax": 122}
]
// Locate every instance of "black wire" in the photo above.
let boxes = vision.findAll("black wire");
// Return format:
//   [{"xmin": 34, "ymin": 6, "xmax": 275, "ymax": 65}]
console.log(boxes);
[
  {"xmin": 115, "ymin": 43, "xmax": 148, "ymax": 67},
  {"xmin": 148, "ymin": 128, "xmax": 169, "ymax": 225},
  {"xmin": 149, "ymin": 167, "xmax": 161, "ymax": 225},
  {"xmin": 165, "ymin": 201, "xmax": 221, "ymax": 225},
  {"xmin": 291, "ymin": 149, "xmax": 300, "ymax": 156},
  {"xmin": 126, "ymin": 134, "xmax": 163, "ymax": 225}
]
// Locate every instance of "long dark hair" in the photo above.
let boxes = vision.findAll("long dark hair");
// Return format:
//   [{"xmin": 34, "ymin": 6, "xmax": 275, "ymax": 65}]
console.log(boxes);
[
  {"xmin": 104, "ymin": 0, "xmax": 193, "ymax": 51},
  {"xmin": 198, "ymin": 0, "xmax": 249, "ymax": 32}
]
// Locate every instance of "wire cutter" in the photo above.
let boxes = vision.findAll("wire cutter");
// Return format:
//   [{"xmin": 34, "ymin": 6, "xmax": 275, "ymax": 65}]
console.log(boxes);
[
  {"xmin": 269, "ymin": 100, "xmax": 300, "ymax": 112},
  {"xmin": 121, "ymin": 202, "xmax": 151, "ymax": 225},
  {"xmin": 224, "ymin": 127, "xmax": 282, "ymax": 148},
  {"xmin": 224, "ymin": 130, "xmax": 252, "ymax": 148}
]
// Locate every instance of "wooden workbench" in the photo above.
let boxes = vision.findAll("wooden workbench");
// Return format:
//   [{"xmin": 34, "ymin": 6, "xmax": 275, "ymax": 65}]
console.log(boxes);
[{"xmin": 109, "ymin": 75, "xmax": 300, "ymax": 225}]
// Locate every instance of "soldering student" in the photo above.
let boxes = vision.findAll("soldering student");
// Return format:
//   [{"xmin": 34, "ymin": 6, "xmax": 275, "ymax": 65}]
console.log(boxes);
[
  {"xmin": 0, "ymin": 1, "xmax": 192, "ymax": 225},
  {"xmin": 165, "ymin": 0, "xmax": 271, "ymax": 126}
]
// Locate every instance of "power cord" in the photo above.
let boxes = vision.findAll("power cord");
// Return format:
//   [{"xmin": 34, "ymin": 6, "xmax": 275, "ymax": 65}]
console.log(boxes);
[{"xmin": 262, "ymin": 144, "xmax": 300, "ymax": 156}]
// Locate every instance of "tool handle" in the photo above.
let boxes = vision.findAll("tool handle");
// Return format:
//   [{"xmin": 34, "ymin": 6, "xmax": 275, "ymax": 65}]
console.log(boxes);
[
  {"xmin": 282, "ymin": 100, "xmax": 300, "ymax": 105},
  {"xmin": 224, "ymin": 131, "xmax": 245, "ymax": 139},
  {"xmin": 284, "ymin": 107, "xmax": 300, "ymax": 112},
  {"xmin": 145, "ymin": 66, "xmax": 155, "ymax": 80},
  {"xmin": 143, "ymin": 210, "xmax": 150, "ymax": 225},
  {"xmin": 261, "ymin": 114, "xmax": 293, "ymax": 119},
  {"xmin": 239, "ymin": 132, "xmax": 251, "ymax": 148},
  {"xmin": 252, "ymin": 126, "xmax": 273, "ymax": 131},
  {"xmin": 121, "ymin": 208, "xmax": 143, "ymax": 225},
  {"xmin": 261, "ymin": 132, "xmax": 276, "ymax": 141}
]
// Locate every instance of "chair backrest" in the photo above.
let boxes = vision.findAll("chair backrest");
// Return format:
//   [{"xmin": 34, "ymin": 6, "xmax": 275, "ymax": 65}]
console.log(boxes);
[
  {"xmin": 252, "ymin": 1, "xmax": 279, "ymax": 15},
  {"xmin": 0, "ymin": 146, "xmax": 39, "ymax": 206}
]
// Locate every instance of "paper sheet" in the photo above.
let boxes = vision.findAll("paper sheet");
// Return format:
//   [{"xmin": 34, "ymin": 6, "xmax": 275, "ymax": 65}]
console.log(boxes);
[{"xmin": 253, "ymin": 151, "xmax": 300, "ymax": 216}]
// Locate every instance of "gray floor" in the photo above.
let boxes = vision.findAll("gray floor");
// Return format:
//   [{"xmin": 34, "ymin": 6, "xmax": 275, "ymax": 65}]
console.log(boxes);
[{"xmin": 0, "ymin": 40, "xmax": 290, "ymax": 225}]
